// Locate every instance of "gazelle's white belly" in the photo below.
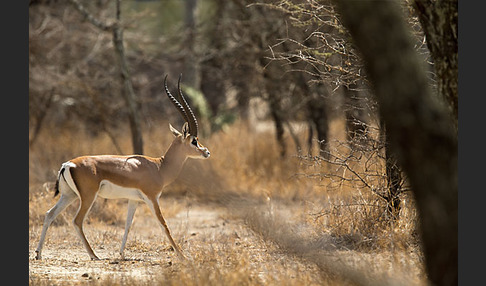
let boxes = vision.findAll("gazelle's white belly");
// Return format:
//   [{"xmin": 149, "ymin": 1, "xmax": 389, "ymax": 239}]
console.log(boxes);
[{"xmin": 97, "ymin": 179, "xmax": 145, "ymax": 201}]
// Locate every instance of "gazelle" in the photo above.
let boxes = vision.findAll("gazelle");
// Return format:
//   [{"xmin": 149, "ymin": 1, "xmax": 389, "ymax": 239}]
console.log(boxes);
[{"xmin": 34, "ymin": 75, "xmax": 210, "ymax": 260}]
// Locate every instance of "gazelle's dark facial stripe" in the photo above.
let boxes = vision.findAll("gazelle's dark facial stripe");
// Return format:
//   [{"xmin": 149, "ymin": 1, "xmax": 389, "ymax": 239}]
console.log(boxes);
[{"xmin": 191, "ymin": 136, "xmax": 210, "ymax": 158}]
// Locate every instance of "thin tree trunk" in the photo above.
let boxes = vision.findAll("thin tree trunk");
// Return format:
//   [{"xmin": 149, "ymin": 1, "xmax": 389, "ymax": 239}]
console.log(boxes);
[
  {"xmin": 200, "ymin": 0, "xmax": 226, "ymax": 119},
  {"xmin": 307, "ymin": 92, "xmax": 329, "ymax": 159},
  {"xmin": 69, "ymin": 0, "xmax": 144, "ymax": 155},
  {"xmin": 29, "ymin": 88, "xmax": 55, "ymax": 148},
  {"xmin": 268, "ymin": 96, "xmax": 286, "ymax": 158},
  {"xmin": 183, "ymin": 0, "xmax": 198, "ymax": 88},
  {"xmin": 380, "ymin": 119, "xmax": 402, "ymax": 220},
  {"xmin": 112, "ymin": 24, "xmax": 144, "ymax": 154},
  {"xmin": 343, "ymin": 84, "xmax": 368, "ymax": 147}
]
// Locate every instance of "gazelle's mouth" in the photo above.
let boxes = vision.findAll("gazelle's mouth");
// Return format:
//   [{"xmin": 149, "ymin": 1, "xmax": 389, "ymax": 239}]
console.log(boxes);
[{"xmin": 201, "ymin": 149, "xmax": 210, "ymax": 158}]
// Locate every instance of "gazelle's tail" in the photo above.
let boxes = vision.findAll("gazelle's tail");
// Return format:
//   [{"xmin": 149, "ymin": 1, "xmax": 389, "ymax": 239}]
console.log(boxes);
[{"xmin": 53, "ymin": 166, "xmax": 66, "ymax": 197}]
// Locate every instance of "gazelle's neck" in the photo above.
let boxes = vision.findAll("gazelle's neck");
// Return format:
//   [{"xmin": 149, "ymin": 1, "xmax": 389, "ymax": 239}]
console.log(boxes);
[{"xmin": 159, "ymin": 138, "xmax": 188, "ymax": 187}]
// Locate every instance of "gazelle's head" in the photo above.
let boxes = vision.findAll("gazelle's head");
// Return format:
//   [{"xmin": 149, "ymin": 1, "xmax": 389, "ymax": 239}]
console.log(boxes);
[
  {"xmin": 169, "ymin": 122, "xmax": 210, "ymax": 159},
  {"xmin": 165, "ymin": 75, "xmax": 210, "ymax": 159}
]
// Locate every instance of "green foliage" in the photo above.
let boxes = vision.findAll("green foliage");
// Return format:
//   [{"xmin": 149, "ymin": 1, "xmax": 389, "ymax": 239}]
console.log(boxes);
[
  {"xmin": 181, "ymin": 84, "xmax": 237, "ymax": 134},
  {"xmin": 211, "ymin": 111, "xmax": 237, "ymax": 133}
]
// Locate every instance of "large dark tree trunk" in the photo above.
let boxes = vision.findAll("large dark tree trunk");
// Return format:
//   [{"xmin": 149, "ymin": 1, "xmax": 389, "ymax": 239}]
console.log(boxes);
[
  {"xmin": 413, "ymin": 0, "xmax": 458, "ymax": 124},
  {"xmin": 334, "ymin": 1, "xmax": 457, "ymax": 285}
]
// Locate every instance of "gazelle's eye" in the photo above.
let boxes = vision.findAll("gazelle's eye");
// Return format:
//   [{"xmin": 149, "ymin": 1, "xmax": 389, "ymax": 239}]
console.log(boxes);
[{"xmin": 191, "ymin": 138, "xmax": 198, "ymax": 146}]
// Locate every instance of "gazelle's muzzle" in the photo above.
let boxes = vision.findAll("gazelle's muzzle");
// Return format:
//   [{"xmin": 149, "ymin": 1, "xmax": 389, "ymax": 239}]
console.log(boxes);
[{"xmin": 200, "ymin": 147, "xmax": 210, "ymax": 158}]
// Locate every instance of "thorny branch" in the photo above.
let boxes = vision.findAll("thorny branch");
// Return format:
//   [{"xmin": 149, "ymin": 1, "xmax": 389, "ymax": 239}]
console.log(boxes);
[
  {"xmin": 296, "ymin": 122, "xmax": 411, "ymax": 215},
  {"xmin": 260, "ymin": 0, "xmax": 433, "ymax": 90}
]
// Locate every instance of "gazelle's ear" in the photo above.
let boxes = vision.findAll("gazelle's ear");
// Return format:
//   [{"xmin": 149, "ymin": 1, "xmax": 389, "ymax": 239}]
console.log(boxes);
[
  {"xmin": 169, "ymin": 123, "xmax": 182, "ymax": 137},
  {"xmin": 181, "ymin": 122, "xmax": 190, "ymax": 139}
]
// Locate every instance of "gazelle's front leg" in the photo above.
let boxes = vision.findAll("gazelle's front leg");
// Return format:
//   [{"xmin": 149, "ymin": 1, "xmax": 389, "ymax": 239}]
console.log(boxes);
[
  {"xmin": 144, "ymin": 197, "xmax": 185, "ymax": 259},
  {"xmin": 119, "ymin": 200, "xmax": 138, "ymax": 260}
]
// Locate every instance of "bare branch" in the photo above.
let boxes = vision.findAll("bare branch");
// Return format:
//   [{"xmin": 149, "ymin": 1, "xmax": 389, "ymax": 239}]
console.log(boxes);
[{"xmin": 68, "ymin": 0, "xmax": 114, "ymax": 32}]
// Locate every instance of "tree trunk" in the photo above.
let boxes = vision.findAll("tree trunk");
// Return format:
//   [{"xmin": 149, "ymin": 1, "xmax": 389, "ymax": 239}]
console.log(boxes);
[
  {"xmin": 334, "ymin": 1, "xmax": 457, "ymax": 285},
  {"xmin": 384, "ymin": 149, "xmax": 402, "ymax": 219},
  {"xmin": 112, "ymin": 25, "xmax": 144, "ymax": 155},
  {"xmin": 69, "ymin": 0, "xmax": 144, "ymax": 155},
  {"xmin": 268, "ymin": 95, "xmax": 286, "ymax": 158},
  {"xmin": 183, "ymin": 0, "xmax": 198, "ymax": 88},
  {"xmin": 307, "ymin": 92, "xmax": 329, "ymax": 159},
  {"xmin": 200, "ymin": 0, "xmax": 226, "ymax": 119},
  {"xmin": 380, "ymin": 119, "xmax": 402, "ymax": 220},
  {"xmin": 343, "ymin": 84, "xmax": 368, "ymax": 147},
  {"xmin": 413, "ymin": 0, "xmax": 458, "ymax": 124},
  {"xmin": 29, "ymin": 88, "xmax": 55, "ymax": 148}
]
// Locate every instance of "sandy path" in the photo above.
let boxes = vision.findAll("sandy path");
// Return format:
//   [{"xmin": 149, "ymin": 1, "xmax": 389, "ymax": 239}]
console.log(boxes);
[
  {"xmin": 29, "ymin": 202, "xmax": 258, "ymax": 283},
  {"xmin": 29, "ymin": 199, "xmax": 280, "ymax": 284}
]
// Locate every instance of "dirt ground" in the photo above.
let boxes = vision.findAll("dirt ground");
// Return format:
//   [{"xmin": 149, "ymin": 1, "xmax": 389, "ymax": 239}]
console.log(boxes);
[
  {"xmin": 29, "ymin": 197, "xmax": 317, "ymax": 285},
  {"xmin": 29, "ymin": 194, "xmax": 425, "ymax": 285},
  {"xmin": 31, "ymin": 201, "xmax": 228, "ymax": 281}
]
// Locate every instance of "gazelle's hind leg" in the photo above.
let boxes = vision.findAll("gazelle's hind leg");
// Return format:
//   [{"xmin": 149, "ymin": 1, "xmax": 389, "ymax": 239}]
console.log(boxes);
[
  {"xmin": 72, "ymin": 190, "xmax": 100, "ymax": 260},
  {"xmin": 144, "ymin": 197, "xmax": 185, "ymax": 259},
  {"xmin": 35, "ymin": 192, "xmax": 77, "ymax": 260},
  {"xmin": 119, "ymin": 200, "xmax": 138, "ymax": 260}
]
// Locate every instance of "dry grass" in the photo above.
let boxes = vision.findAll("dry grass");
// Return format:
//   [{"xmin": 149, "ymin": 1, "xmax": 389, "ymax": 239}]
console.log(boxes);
[{"xmin": 29, "ymin": 119, "xmax": 426, "ymax": 285}]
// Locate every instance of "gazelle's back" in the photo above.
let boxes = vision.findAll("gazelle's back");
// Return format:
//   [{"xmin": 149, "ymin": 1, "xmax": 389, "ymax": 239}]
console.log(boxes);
[{"xmin": 68, "ymin": 155, "xmax": 164, "ymax": 194}]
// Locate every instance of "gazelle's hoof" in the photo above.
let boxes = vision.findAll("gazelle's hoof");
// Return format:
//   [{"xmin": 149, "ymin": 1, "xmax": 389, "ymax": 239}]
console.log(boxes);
[{"xmin": 34, "ymin": 251, "xmax": 41, "ymax": 260}]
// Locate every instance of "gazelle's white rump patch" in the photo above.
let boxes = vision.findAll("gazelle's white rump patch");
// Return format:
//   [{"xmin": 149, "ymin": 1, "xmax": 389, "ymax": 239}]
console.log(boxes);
[{"xmin": 59, "ymin": 161, "xmax": 80, "ymax": 197}]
